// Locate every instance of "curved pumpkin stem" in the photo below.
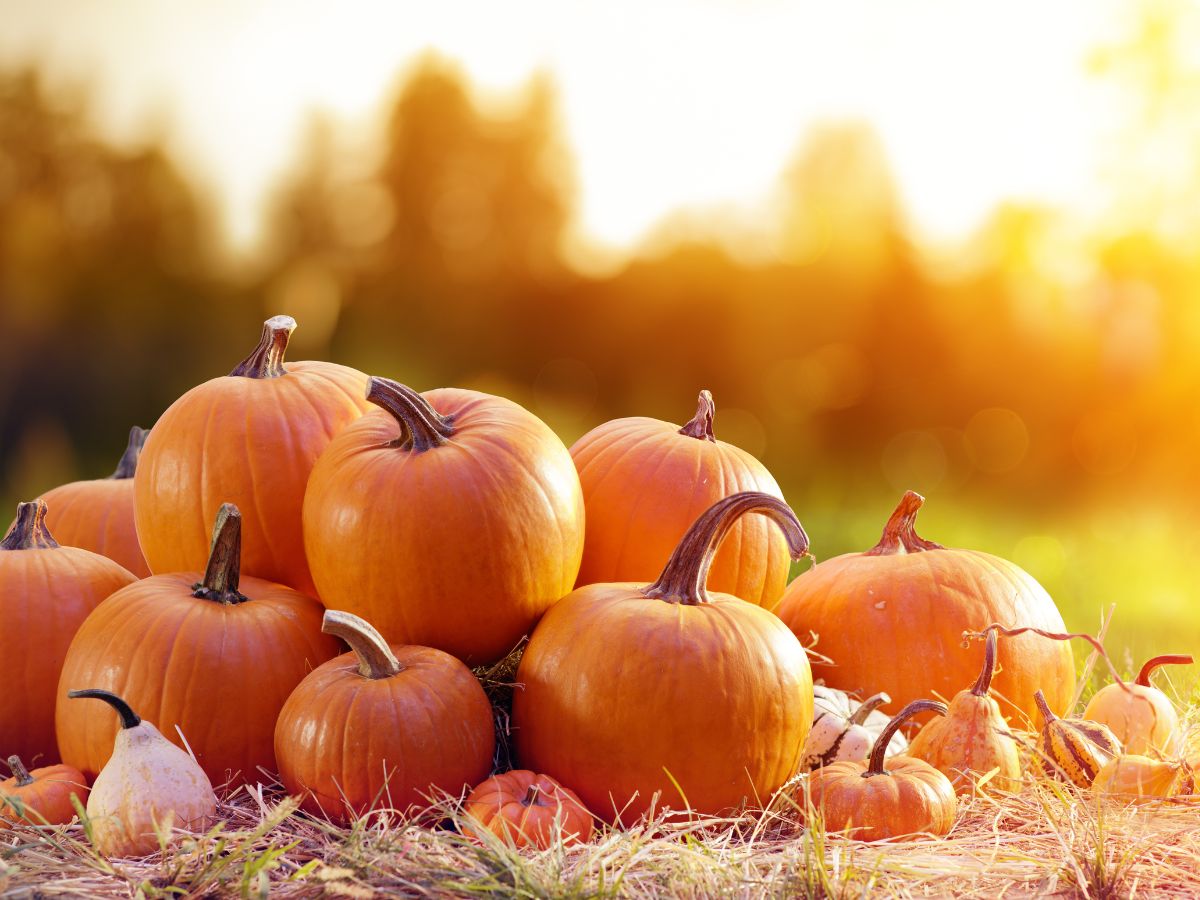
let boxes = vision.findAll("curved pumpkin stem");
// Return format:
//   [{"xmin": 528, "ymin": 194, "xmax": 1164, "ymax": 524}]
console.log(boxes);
[
  {"xmin": 970, "ymin": 628, "xmax": 999, "ymax": 698},
  {"xmin": 192, "ymin": 504, "xmax": 250, "ymax": 605},
  {"xmin": 109, "ymin": 426, "xmax": 148, "ymax": 480},
  {"xmin": 865, "ymin": 490, "xmax": 945, "ymax": 556},
  {"xmin": 1, "ymin": 500, "xmax": 60, "ymax": 551},
  {"xmin": 322, "ymin": 610, "xmax": 403, "ymax": 679},
  {"xmin": 367, "ymin": 377, "xmax": 455, "ymax": 452},
  {"xmin": 230, "ymin": 315, "xmax": 296, "ymax": 379},
  {"xmin": 67, "ymin": 689, "xmax": 142, "ymax": 730},
  {"xmin": 6, "ymin": 756, "xmax": 33, "ymax": 788},
  {"xmin": 865, "ymin": 699, "xmax": 947, "ymax": 777},
  {"xmin": 1135, "ymin": 654, "xmax": 1194, "ymax": 688},
  {"xmin": 678, "ymin": 390, "xmax": 716, "ymax": 442},
  {"xmin": 847, "ymin": 692, "xmax": 891, "ymax": 726},
  {"xmin": 1033, "ymin": 689, "xmax": 1057, "ymax": 726},
  {"xmin": 643, "ymin": 492, "xmax": 810, "ymax": 605},
  {"xmin": 966, "ymin": 623, "xmax": 1129, "ymax": 692}
]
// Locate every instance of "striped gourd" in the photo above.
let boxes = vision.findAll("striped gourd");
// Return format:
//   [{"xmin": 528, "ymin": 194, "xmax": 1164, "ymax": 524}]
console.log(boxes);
[
  {"xmin": 802, "ymin": 686, "xmax": 906, "ymax": 770},
  {"xmin": 1034, "ymin": 689, "xmax": 1121, "ymax": 787}
]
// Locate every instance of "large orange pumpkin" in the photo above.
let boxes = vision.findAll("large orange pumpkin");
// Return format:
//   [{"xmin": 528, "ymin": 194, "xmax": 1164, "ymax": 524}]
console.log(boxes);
[
  {"xmin": 303, "ymin": 377, "xmax": 584, "ymax": 665},
  {"xmin": 56, "ymin": 504, "xmax": 340, "ymax": 786},
  {"xmin": 570, "ymin": 390, "xmax": 789, "ymax": 607},
  {"xmin": 0, "ymin": 501, "xmax": 136, "ymax": 763},
  {"xmin": 37, "ymin": 426, "xmax": 151, "ymax": 577},
  {"xmin": 775, "ymin": 491, "xmax": 1075, "ymax": 726},
  {"xmin": 275, "ymin": 610, "xmax": 495, "ymax": 824},
  {"xmin": 134, "ymin": 315, "xmax": 368, "ymax": 596},
  {"xmin": 512, "ymin": 492, "xmax": 813, "ymax": 825}
]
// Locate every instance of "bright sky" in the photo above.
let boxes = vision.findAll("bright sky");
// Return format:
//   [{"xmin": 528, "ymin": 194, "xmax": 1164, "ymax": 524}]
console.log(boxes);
[{"xmin": 0, "ymin": 0, "xmax": 1125, "ymax": 256}]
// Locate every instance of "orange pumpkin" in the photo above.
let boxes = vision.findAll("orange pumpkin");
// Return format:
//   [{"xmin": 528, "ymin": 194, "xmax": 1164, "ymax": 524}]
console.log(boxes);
[
  {"xmin": 275, "ymin": 610, "xmax": 495, "ymax": 824},
  {"xmin": 56, "ymin": 504, "xmax": 339, "ymax": 785},
  {"xmin": 570, "ymin": 390, "xmax": 790, "ymax": 607},
  {"xmin": 463, "ymin": 770, "xmax": 594, "ymax": 848},
  {"xmin": 512, "ymin": 492, "xmax": 813, "ymax": 825},
  {"xmin": 1084, "ymin": 654, "xmax": 1192, "ymax": 757},
  {"xmin": 775, "ymin": 491, "xmax": 1075, "ymax": 725},
  {"xmin": 38, "ymin": 427, "xmax": 151, "ymax": 577},
  {"xmin": 0, "ymin": 500, "xmax": 136, "ymax": 763},
  {"xmin": 0, "ymin": 756, "xmax": 88, "ymax": 829},
  {"xmin": 135, "ymin": 315, "xmax": 369, "ymax": 596},
  {"xmin": 303, "ymin": 377, "xmax": 584, "ymax": 665},
  {"xmin": 804, "ymin": 699, "xmax": 957, "ymax": 842}
]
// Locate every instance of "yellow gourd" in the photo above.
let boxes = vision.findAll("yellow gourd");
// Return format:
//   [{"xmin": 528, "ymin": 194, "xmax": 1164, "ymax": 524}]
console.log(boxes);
[
  {"xmin": 1083, "ymin": 654, "xmax": 1192, "ymax": 757},
  {"xmin": 1093, "ymin": 754, "xmax": 1194, "ymax": 801},
  {"xmin": 1034, "ymin": 689, "xmax": 1121, "ymax": 788}
]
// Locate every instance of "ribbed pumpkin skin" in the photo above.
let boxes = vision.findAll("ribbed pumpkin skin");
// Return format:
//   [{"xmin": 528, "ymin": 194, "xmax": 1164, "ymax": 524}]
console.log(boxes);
[
  {"xmin": 40, "ymin": 479, "xmax": 149, "ymax": 578},
  {"xmin": 0, "ymin": 538, "xmax": 135, "ymax": 763},
  {"xmin": 55, "ymin": 573, "xmax": 339, "ymax": 785},
  {"xmin": 570, "ymin": 412, "xmax": 789, "ymax": 608},
  {"xmin": 464, "ymin": 770, "xmax": 594, "ymax": 848},
  {"xmin": 274, "ymin": 646, "xmax": 495, "ymax": 823},
  {"xmin": 512, "ymin": 585, "xmax": 813, "ymax": 824},
  {"xmin": 0, "ymin": 762, "xmax": 89, "ymax": 829},
  {"xmin": 135, "ymin": 360, "xmax": 368, "ymax": 596},
  {"xmin": 806, "ymin": 755, "xmax": 958, "ymax": 841},
  {"xmin": 303, "ymin": 387, "xmax": 584, "ymax": 665}
]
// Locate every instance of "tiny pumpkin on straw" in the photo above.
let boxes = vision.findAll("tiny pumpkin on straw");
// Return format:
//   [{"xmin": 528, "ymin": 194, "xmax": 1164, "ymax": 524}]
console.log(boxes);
[
  {"xmin": 1093, "ymin": 754, "xmax": 1195, "ymax": 802},
  {"xmin": 0, "ymin": 756, "xmax": 89, "ymax": 829},
  {"xmin": 1084, "ymin": 654, "xmax": 1193, "ymax": 756},
  {"xmin": 463, "ymin": 770, "xmax": 594, "ymax": 849}
]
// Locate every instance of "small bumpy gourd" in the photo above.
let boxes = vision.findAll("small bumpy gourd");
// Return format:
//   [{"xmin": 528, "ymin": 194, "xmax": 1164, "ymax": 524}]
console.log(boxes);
[
  {"xmin": 68, "ymin": 689, "xmax": 216, "ymax": 857},
  {"xmin": 802, "ymin": 687, "xmax": 905, "ymax": 770},
  {"xmin": 1083, "ymin": 654, "xmax": 1192, "ymax": 757},
  {"xmin": 1035, "ymin": 689, "xmax": 1122, "ymax": 788}
]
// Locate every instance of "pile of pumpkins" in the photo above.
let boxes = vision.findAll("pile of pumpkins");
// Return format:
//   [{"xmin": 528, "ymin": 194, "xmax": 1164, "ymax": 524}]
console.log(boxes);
[{"xmin": 0, "ymin": 314, "xmax": 1195, "ymax": 854}]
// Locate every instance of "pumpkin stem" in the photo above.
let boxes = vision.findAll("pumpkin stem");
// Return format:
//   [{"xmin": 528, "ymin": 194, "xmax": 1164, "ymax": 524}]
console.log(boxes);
[
  {"xmin": 6, "ymin": 756, "xmax": 33, "ymax": 788},
  {"xmin": 1033, "ymin": 689, "xmax": 1057, "ymax": 725},
  {"xmin": 642, "ymin": 492, "xmax": 809, "ymax": 605},
  {"xmin": 0, "ymin": 500, "xmax": 60, "ymax": 551},
  {"xmin": 965, "ymin": 623, "xmax": 1129, "ymax": 693},
  {"xmin": 230, "ymin": 315, "xmax": 296, "ymax": 379},
  {"xmin": 322, "ymin": 610, "xmax": 403, "ymax": 679},
  {"xmin": 67, "ymin": 689, "xmax": 141, "ymax": 729},
  {"xmin": 865, "ymin": 699, "xmax": 947, "ymax": 777},
  {"xmin": 366, "ymin": 377, "xmax": 455, "ymax": 452},
  {"xmin": 1135, "ymin": 654, "xmax": 1194, "ymax": 688},
  {"xmin": 847, "ymin": 692, "xmax": 891, "ymax": 726},
  {"xmin": 109, "ymin": 426, "xmax": 148, "ymax": 480},
  {"xmin": 864, "ymin": 490, "xmax": 945, "ymax": 556},
  {"xmin": 970, "ymin": 628, "xmax": 999, "ymax": 698},
  {"xmin": 192, "ymin": 504, "xmax": 250, "ymax": 604},
  {"xmin": 678, "ymin": 390, "xmax": 717, "ymax": 442},
  {"xmin": 523, "ymin": 784, "xmax": 544, "ymax": 807}
]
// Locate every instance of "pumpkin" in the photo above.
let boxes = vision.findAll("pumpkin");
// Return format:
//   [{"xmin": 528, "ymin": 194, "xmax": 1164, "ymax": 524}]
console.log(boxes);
[
  {"xmin": 302, "ymin": 377, "xmax": 584, "ymax": 665},
  {"xmin": 134, "ymin": 315, "xmax": 369, "ymax": 596},
  {"xmin": 1034, "ymin": 689, "xmax": 1121, "ymax": 787},
  {"xmin": 0, "ymin": 500, "xmax": 137, "ymax": 763},
  {"xmin": 775, "ymin": 490, "xmax": 1075, "ymax": 725},
  {"xmin": 56, "ymin": 504, "xmax": 339, "ymax": 786},
  {"xmin": 0, "ymin": 755, "xmax": 89, "ymax": 829},
  {"xmin": 803, "ymin": 699, "xmax": 957, "ymax": 842},
  {"xmin": 512, "ymin": 492, "xmax": 814, "ymax": 825},
  {"xmin": 1083, "ymin": 654, "xmax": 1192, "ymax": 757},
  {"xmin": 570, "ymin": 390, "xmax": 790, "ymax": 607},
  {"xmin": 802, "ymin": 687, "xmax": 906, "ymax": 771},
  {"xmin": 463, "ymin": 770, "xmax": 594, "ymax": 848},
  {"xmin": 37, "ymin": 426, "xmax": 151, "ymax": 577},
  {"xmin": 1093, "ymin": 754, "xmax": 1195, "ymax": 801},
  {"xmin": 67, "ymin": 689, "xmax": 216, "ymax": 857},
  {"xmin": 905, "ymin": 629, "xmax": 1022, "ymax": 794},
  {"xmin": 275, "ymin": 610, "xmax": 495, "ymax": 824}
]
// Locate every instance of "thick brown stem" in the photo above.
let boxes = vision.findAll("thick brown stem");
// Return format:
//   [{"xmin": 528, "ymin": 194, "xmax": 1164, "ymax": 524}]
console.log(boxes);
[
  {"xmin": 1, "ymin": 500, "xmax": 59, "ymax": 551},
  {"xmin": 970, "ymin": 628, "xmax": 999, "ymax": 697},
  {"xmin": 230, "ymin": 315, "xmax": 296, "ymax": 379},
  {"xmin": 847, "ymin": 692, "xmax": 891, "ymax": 726},
  {"xmin": 192, "ymin": 504, "xmax": 249, "ymax": 604},
  {"xmin": 523, "ymin": 784, "xmax": 544, "ymax": 807},
  {"xmin": 366, "ymin": 377, "xmax": 454, "ymax": 452},
  {"xmin": 865, "ymin": 699, "xmax": 947, "ymax": 777},
  {"xmin": 678, "ymin": 390, "xmax": 716, "ymax": 442},
  {"xmin": 864, "ymin": 490, "xmax": 945, "ymax": 556},
  {"xmin": 67, "ymin": 689, "xmax": 141, "ymax": 729},
  {"xmin": 109, "ymin": 426, "xmax": 148, "ymax": 480},
  {"xmin": 643, "ymin": 492, "xmax": 809, "ymax": 605},
  {"xmin": 1033, "ymin": 689, "xmax": 1056, "ymax": 725},
  {"xmin": 965, "ymin": 623, "xmax": 1128, "ymax": 692},
  {"xmin": 1135, "ymin": 654, "xmax": 1193, "ymax": 688},
  {"xmin": 7, "ymin": 756, "xmax": 32, "ymax": 787},
  {"xmin": 322, "ymin": 610, "xmax": 402, "ymax": 679}
]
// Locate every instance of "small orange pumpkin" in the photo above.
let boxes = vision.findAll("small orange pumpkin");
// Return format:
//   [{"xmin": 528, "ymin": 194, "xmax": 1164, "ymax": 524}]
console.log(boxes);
[
  {"xmin": 1083, "ymin": 654, "xmax": 1192, "ymax": 757},
  {"xmin": 37, "ymin": 427, "xmax": 151, "ymax": 577},
  {"xmin": 804, "ymin": 699, "xmax": 957, "ymax": 842},
  {"xmin": 463, "ymin": 770, "xmax": 594, "ymax": 848},
  {"xmin": 135, "ymin": 315, "xmax": 369, "ymax": 595},
  {"xmin": 1093, "ymin": 754, "xmax": 1195, "ymax": 801},
  {"xmin": 570, "ymin": 390, "xmax": 790, "ymax": 607},
  {"xmin": 0, "ymin": 755, "xmax": 88, "ymax": 829}
]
